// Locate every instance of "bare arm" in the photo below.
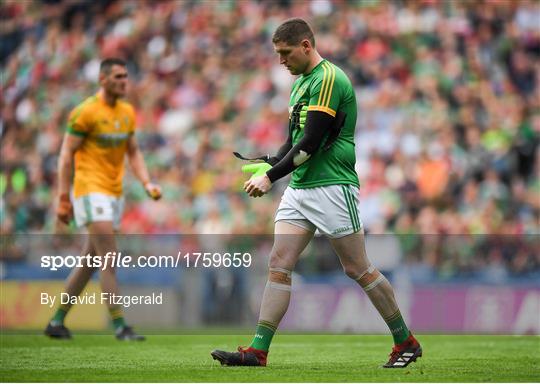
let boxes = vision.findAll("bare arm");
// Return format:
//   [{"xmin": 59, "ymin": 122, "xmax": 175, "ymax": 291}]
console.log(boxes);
[
  {"xmin": 126, "ymin": 134, "xmax": 151, "ymax": 185},
  {"xmin": 57, "ymin": 134, "xmax": 84, "ymax": 196},
  {"xmin": 55, "ymin": 133, "xmax": 84, "ymax": 224},
  {"xmin": 126, "ymin": 134, "xmax": 161, "ymax": 199}
]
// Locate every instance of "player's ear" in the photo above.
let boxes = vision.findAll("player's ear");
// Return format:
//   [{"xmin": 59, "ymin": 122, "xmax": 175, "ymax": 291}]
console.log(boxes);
[
  {"xmin": 98, "ymin": 71, "xmax": 107, "ymax": 85},
  {"xmin": 301, "ymin": 39, "xmax": 311, "ymax": 54}
]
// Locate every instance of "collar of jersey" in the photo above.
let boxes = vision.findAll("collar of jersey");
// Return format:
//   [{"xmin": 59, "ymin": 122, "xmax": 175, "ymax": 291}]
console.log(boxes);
[{"xmin": 95, "ymin": 92, "xmax": 118, "ymax": 109}]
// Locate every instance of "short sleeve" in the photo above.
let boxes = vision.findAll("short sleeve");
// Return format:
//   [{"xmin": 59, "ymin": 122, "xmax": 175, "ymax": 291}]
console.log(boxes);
[
  {"xmin": 307, "ymin": 62, "xmax": 339, "ymax": 117},
  {"xmin": 66, "ymin": 104, "xmax": 91, "ymax": 137}
]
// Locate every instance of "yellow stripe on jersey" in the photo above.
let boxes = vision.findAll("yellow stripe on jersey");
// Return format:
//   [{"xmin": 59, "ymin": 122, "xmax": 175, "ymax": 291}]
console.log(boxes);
[
  {"xmin": 323, "ymin": 63, "xmax": 336, "ymax": 108},
  {"xmin": 320, "ymin": 63, "xmax": 331, "ymax": 107},
  {"xmin": 321, "ymin": 63, "xmax": 334, "ymax": 107},
  {"xmin": 315, "ymin": 62, "xmax": 336, "ymax": 115},
  {"xmin": 307, "ymin": 105, "xmax": 336, "ymax": 117},
  {"xmin": 311, "ymin": 62, "xmax": 337, "ymax": 117},
  {"xmin": 317, "ymin": 64, "xmax": 328, "ymax": 106}
]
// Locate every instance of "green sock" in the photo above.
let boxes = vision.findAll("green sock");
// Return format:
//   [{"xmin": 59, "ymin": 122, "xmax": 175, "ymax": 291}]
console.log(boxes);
[
  {"xmin": 385, "ymin": 310, "xmax": 410, "ymax": 345},
  {"xmin": 50, "ymin": 306, "xmax": 69, "ymax": 325},
  {"xmin": 109, "ymin": 307, "xmax": 126, "ymax": 330},
  {"xmin": 249, "ymin": 320, "xmax": 277, "ymax": 352}
]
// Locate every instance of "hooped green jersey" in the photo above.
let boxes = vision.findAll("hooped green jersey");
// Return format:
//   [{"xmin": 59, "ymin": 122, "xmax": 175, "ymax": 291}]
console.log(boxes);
[{"xmin": 287, "ymin": 59, "xmax": 359, "ymax": 188}]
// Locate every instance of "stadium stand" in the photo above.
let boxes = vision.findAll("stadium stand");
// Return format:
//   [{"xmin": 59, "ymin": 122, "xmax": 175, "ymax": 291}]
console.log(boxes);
[{"xmin": 1, "ymin": 0, "xmax": 538, "ymax": 283}]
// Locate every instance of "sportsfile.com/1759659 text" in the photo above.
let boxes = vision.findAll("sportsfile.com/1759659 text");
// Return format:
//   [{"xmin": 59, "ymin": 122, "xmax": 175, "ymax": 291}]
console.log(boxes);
[{"xmin": 40, "ymin": 251, "xmax": 252, "ymax": 271}]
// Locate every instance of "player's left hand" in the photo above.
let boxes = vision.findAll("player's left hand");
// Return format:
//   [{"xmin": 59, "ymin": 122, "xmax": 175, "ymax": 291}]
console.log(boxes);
[
  {"xmin": 144, "ymin": 182, "xmax": 162, "ymax": 200},
  {"xmin": 244, "ymin": 175, "xmax": 272, "ymax": 198}
]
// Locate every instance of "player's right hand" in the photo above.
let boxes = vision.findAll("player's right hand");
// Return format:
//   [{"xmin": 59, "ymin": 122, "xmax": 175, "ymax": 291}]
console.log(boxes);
[
  {"xmin": 244, "ymin": 174, "xmax": 272, "ymax": 198},
  {"xmin": 144, "ymin": 182, "xmax": 162, "ymax": 200},
  {"xmin": 56, "ymin": 193, "xmax": 73, "ymax": 225}
]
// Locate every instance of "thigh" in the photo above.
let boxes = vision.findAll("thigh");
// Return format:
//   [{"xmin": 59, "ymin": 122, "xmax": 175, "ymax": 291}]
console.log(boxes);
[
  {"xmin": 111, "ymin": 196, "xmax": 125, "ymax": 230},
  {"xmin": 329, "ymin": 231, "xmax": 371, "ymax": 277},
  {"xmin": 87, "ymin": 221, "xmax": 117, "ymax": 257},
  {"xmin": 270, "ymin": 221, "xmax": 314, "ymax": 270}
]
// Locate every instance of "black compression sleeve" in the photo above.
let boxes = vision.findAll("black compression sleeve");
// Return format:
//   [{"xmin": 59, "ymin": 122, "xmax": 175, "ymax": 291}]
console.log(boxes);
[{"xmin": 266, "ymin": 111, "xmax": 335, "ymax": 183}]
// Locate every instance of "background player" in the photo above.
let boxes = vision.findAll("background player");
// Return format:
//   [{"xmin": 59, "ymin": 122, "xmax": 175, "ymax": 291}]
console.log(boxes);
[
  {"xmin": 45, "ymin": 58, "xmax": 162, "ymax": 341},
  {"xmin": 212, "ymin": 19, "xmax": 421, "ymax": 368}
]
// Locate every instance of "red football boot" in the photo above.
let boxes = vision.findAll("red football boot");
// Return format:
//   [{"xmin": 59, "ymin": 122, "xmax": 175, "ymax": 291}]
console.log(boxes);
[{"xmin": 383, "ymin": 333, "xmax": 422, "ymax": 368}]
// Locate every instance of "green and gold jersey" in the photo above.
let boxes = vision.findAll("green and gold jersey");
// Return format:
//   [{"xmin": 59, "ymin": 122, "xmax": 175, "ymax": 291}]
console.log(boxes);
[
  {"xmin": 67, "ymin": 93, "xmax": 136, "ymax": 198},
  {"xmin": 287, "ymin": 59, "xmax": 359, "ymax": 189}
]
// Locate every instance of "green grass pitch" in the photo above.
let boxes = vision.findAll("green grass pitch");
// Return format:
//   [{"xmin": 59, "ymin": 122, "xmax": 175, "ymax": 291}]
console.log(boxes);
[{"xmin": 1, "ymin": 333, "xmax": 538, "ymax": 382}]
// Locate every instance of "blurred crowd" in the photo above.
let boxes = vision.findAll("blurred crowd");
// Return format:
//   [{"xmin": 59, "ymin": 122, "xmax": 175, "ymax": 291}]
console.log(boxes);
[{"xmin": 1, "ymin": 0, "xmax": 539, "ymax": 278}]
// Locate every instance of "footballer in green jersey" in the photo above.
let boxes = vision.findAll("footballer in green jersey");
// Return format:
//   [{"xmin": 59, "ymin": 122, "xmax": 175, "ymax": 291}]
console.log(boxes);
[{"xmin": 213, "ymin": 18, "xmax": 421, "ymax": 370}]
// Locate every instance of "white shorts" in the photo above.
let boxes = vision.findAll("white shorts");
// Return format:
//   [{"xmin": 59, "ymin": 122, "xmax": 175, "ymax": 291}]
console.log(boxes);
[
  {"xmin": 73, "ymin": 193, "xmax": 124, "ymax": 230},
  {"xmin": 275, "ymin": 185, "xmax": 363, "ymax": 238}
]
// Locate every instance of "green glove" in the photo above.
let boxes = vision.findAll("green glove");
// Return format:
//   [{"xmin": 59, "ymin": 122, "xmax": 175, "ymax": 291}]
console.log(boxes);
[
  {"xmin": 0, "ymin": 173, "xmax": 6, "ymax": 196},
  {"xmin": 12, "ymin": 169, "xmax": 26, "ymax": 193},
  {"xmin": 242, "ymin": 163, "xmax": 272, "ymax": 178}
]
